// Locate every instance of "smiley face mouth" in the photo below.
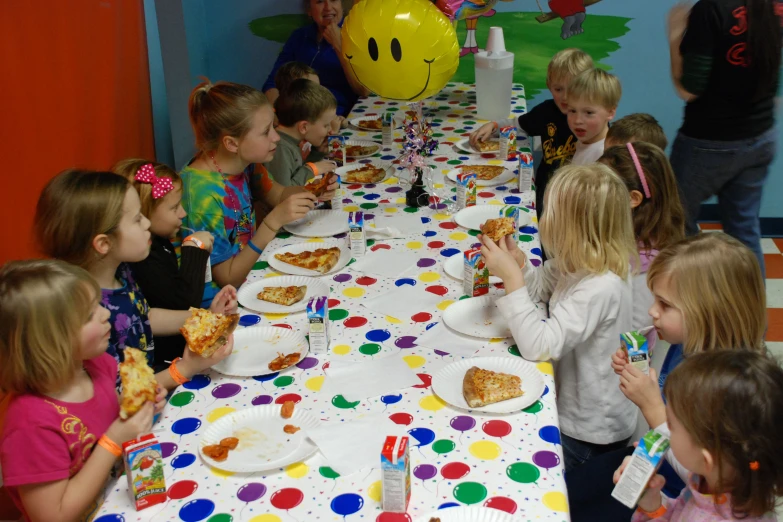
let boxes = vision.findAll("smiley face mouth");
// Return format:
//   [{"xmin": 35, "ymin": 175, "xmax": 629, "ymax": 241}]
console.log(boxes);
[{"xmin": 347, "ymin": 56, "xmax": 434, "ymax": 101}]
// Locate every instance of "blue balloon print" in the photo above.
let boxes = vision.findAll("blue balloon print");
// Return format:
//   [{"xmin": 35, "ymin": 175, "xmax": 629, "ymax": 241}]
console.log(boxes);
[
  {"xmin": 178, "ymin": 498, "xmax": 215, "ymax": 522},
  {"xmin": 438, "ymin": 502, "xmax": 460, "ymax": 510},
  {"xmin": 440, "ymin": 248, "xmax": 460, "ymax": 257},
  {"xmin": 408, "ymin": 427, "xmax": 436, "ymax": 447},
  {"xmin": 171, "ymin": 453, "xmax": 197, "ymax": 469},
  {"xmin": 395, "ymin": 278, "xmax": 417, "ymax": 287},
  {"xmin": 362, "ymin": 193, "xmax": 381, "ymax": 200},
  {"xmin": 330, "ymin": 493, "xmax": 364, "ymax": 517},
  {"xmin": 182, "ymin": 374, "xmax": 210, "ymax": 390},
  {"xmin": 420, "ymin": 217, "xmax": 432, "ymax": 224},
  {"xmin": 426, "ymin": 322, "xmax": 438, "ymax": 331},
  {"xmin": 520, "ymin": 226, "xmax": 538, "ymax": 234},
  {"xmin": 381, "ymin": 394, "xmax": 402, "ymax": 405},
  {"xmin": 94, "ymin": 515, "xmax": 125, "ymax": 522},
  {"xmin": 253, "ymin": 372, "xmax": 280, "ymax": 382},
  {"xmin": 539, "ymin": 425, "xmax": 561, "ymax": 445},
  {"xmin": 504, "ymin": 196, "xmax": 521, "ymax": 205},
  {"xmin": 423, "ymin": 230, "xmax": 437, "ymax": 237},
  {"xmin": 238, "ymin": 315, "xmax": 261, "ymax": 327},
  {"xmin": 542, "ymin": 385, "xmax": 549, "ymax": 397},
  {"xmin": 531, "ymin": 247, "xmax": 542, "ymax": 256},
  {"xmin": 172, "ymin": 418, "xmax": 201, "ymax": 436},
  {"xmin": 495, "ymin": 185, "xmax": 508, "ymax": 192},
  {"xmin": 365, "ymin": 329, "xmax": 391, "ymax": 342}
]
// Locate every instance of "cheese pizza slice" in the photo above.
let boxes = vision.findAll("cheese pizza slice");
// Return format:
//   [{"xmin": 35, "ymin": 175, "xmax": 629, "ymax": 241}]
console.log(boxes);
[
  {"xmin": 462, "ymin": 367, "xmax": 524, "ymax": 408},
  {"xmin": 304, "ymin": 174, "xmax": 331, "ymax": 197},
  {"xmin": 459, "ymin": 165, "xmax": 505, "ymax": 181},
  {"xmin": 346, "ymin": 144, "xmax": 379, "ymax": 157},
  {"xmin": 180, "ymin": 308, "xmax": 240, "ymax": 358},
  {"xmin": 119, "ymin": 347, "xmax": 157, "ymax": 420},
  {"xmin": 274, "ymin": 247, "xmax": 340, "ymax": 274},
  {"xmin": 344, "ymin": 165, "xmax": 385, "ymax": 184},
  {"xmin": 358, "ymin": 118, "xmax": 382, "ymax": 130},
  {"xmin": 257, "ymin": 285, "xmax": 307, "ymax": 306},
  {"xmin": 482, "ymin": 217, "xmax": 515, "ymax": 242},
  {"xmin": 476, "ymin": 140, "xmax": 500, "ymax": 152}
]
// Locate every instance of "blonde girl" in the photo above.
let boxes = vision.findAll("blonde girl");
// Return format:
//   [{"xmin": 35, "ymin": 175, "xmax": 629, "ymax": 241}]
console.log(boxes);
[
  {"xmin": 34, "ymin": 169, "xmax": 234, "ymax": 391},
  {"xmin": 183, "ymin": 80, "xmax": 337, "ymax": 306},
  {"xmin": 599, "ymin": 142, "xmax": 686, "ymax": 331},
  {"xmin": 616, "ymin": 351, "xmax": 783, "ymax": 521},
  {"xmin": 480, "ymin": 163, "xmax": 637, "ymax": 472},
  {"xmin": 0, "ymin": 260, "xmax": 160, "ymax": 522}
]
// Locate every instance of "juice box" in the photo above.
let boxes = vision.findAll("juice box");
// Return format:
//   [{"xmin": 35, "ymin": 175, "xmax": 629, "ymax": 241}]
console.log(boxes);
[
  {"xmin": 349, "ymin": 211, "xmax": 366, "ymax": 256},
  {"xmin": 621, "ymin": 330, "xmax": 650, "ymax": 374},
  {"xmin": 327, "ymin": 135, "xmax": 346, "ymax": 167},
  {"xmin": 307, "ymin": 296, "xmax": 329, "ymax": 355},
  {"xmin": 381, "ymin": 435, "xmax": 411, "ymax": 513},
  {"xmin": 455, "ymin": 172, "xmax": 477, "ymax": 210},
  {"xmin": 382, "ymin": 112, "xmax": 395, "ymax": 148},
  {"xmin": 611, "ymin": 429, "xmax": 671, "ymax": 509},
  {"xmin": 499, "ymin": 126, "xmax": 517, "ymax": 160},
  {"xmin": 463, "ymin": 247, "xmax": 489, "ymax": 297},
  {"xmin": 330, "ymin": 174, "xmax": 343, "ymax": 210},
  {"xmin": 123, "ymin": 434, "xmax": 167, "ymax": 511},
  {"xmin": 500, "ymin": 205, "xmax": 520, "ymax": 243},
  {"xmin": 518, "ymin": 146, "xmax": 534, "ymax": 193}
]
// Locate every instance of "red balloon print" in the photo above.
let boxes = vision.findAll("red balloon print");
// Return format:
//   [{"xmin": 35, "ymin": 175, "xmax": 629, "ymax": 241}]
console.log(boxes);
[
  {"xmin": 440, "ymin": 462, "xmax": 470, "ymax": 480},
  {"xmin": 482, "ymin": 420, "xmax": 512, "ymax": 438},
  {"xmin": 370, "ymin": 244, "xmax": 392, "ymax": 251},
  {"xmin": 356, "ymin": 276, "xmax": 378, "ymax": 286},
  {"xmin": 389, "ymin": 412, "xmax": 414, "ymax": 425},
  {"xmin": 344, "ymin": 316, "xmax": 368, "ymax": 328},
  {"xmin": 270, "ymin": 487, "xmax": 304, "ymax": 510},
  {"xmin": 275, "ymin": 393, "xmax": 303, "ymax": 404},
  {"xmin": 413, "ymin": 373, "xmax": 432, "ymax": 389},
  {"xmin": 377, "ymin": 513, "xmax": 412, "ymax": 522},
  {"xmin": 328, "ymin": 298, "xmax": 340, "ymax": 308},
  {"xmin": 272, "ymin": 323, "xmax": 293, "ymax": 330},
  {"xmin": 484, "ymin": 496, "xmax": 518, "ymax": 514},
  {"xmin": 425, "ymin": 285, "xmax": 449, "ymax": 296},
  {"xmin": 427, "ymin": 241, "xmax": 446, "ymax": 249},
  {"xmin": 167, "ymin": 480, "xmax": 198, "ymax": 500},
  {"xmin": 439, "ymin": 222, "xmax": 458, "ymax": 230},
  {"xmin": 411, "ymin": 312, "xmax": 432, "ymax": 322}
]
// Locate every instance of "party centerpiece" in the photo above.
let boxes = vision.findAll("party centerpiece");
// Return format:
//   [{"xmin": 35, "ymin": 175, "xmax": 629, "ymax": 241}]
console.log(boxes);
[{"xmin": 400, "ymin": 104, "xmax": 439, "ymax": 208}]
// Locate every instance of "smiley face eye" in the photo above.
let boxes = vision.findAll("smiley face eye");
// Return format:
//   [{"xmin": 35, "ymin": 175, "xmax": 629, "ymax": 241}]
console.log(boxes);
[
  {"xmin": 391, "ymin": 38, "xmax": 402, "ymax": 62},
  {"xmin": 368, "ymin": 37, "xmax": 379, "ymax": 61}
]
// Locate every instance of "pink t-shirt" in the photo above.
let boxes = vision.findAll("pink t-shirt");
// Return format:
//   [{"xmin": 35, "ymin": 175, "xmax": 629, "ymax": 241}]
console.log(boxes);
[{"xmin": 0, "ymin": 353, "xmax": 119, "ymax": 521}]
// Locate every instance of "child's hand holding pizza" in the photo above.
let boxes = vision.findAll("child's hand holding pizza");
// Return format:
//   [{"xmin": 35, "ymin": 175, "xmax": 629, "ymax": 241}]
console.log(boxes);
[
  {"xmin": 107, "ymin": 402, "xmax": 155, "ymax": 445},
  {"xmin": 479, "ymin": 233, "xmax": 524, "ymax": 289},
  {"xmin": 182, "ymin": 334, "xmax": 235, "ymax": 375}
]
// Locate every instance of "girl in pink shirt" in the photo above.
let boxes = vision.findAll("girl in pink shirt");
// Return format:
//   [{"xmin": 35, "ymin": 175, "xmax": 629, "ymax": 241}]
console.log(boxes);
[
  {"xmin": 614, "ymin": 351, "xmax": 783, "ymax": 521},
  {"xmin": 0, "ymin": 260, "xmax": 164, "ymax": 522}
]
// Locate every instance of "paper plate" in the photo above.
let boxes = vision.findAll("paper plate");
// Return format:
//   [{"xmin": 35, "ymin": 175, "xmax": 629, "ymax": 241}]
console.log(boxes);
[
  {"xmin": 267, "ymin": 240, "xmax": 350, "ymax": 276},
  {"xmin": 443, "ymin": 251, "xmax": 502, "ymax": 284},
  {"xmin": 335, "ymin": 163, "xmax": 392, "ymax": 185},
  {"xmin": 199, "ymin": 405, "xmax": 320, "ymax": 472},
  {"xmin": 454, "ymin": 137, "xmax": 496, "ymax": 155},
  {"xmin": 446, "ymin": 164, "xmax": 515, "ymax": 187},
  {"xmin": 283, "ymin": 210, "xmax": 349, "ymax": 237},
  {"xmin": 348, "ymin": 114, "xmax": 401, "ymax": 131},
  {"xmin": 454, "ymin": 205, "xmax": 531, "ymax": 232},
  {"xmin": 443, "ymin": 295, "xmax": 510, "ymax": 338},
  {"xmin": 345, "ymin": 140, "xmax": 382, "ymax": 159},
  {"xmin": 238, "ymin": 276, "xmax": 330, "ymax": 313},
  {"xmin": 212, "ymin": 326, "xmax": 309, "ymax": 377},
  {"xmin": 415, "ymin": 506, "xmax": 518, "ymax": 522}
]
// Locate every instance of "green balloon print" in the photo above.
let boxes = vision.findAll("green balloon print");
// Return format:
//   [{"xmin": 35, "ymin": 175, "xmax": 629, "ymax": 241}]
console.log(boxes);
[
  {"xmin": 329, "ymin": 308, "xmax": 350, "ymax": 321},
  {"xmin": 331, "ymin": 394, "xmax": 360, "ymax": 409},
  {"xmin": 452, "ymin": 481, "xmax": 487, "ymax": 504},
  {"xmin": 273, "ymin": 375, "xmax": 295, "ymax": 387},
  {"xmin": 207, "ymin": 515, "xmax": 233, "ymax": 522},
  {"xmin": 523, "ymin": 401, "xmax": 543, "ymax": 414},
  {"xmin": 508, "ymin": 345, "xmax": 521, "ymax": 357},
  {"xmin": 252, "ymin": 261, "xmax": 269, "ymax": 271},
  {"xmin": 432, "ymin": 439, "xmax": 456, "ymax": 455},
  {"xmin": 319, "ymin": 466, "xmax": 340, "ymax": 479},
  {"xmin": 359, "ymin": 343, "xmax": 382, "ymax": 356},
  {"xmin": 506, "ymin": 462, "xmax": 540, "ymax": 484},
  {"xmin": 169, "ymin": 391, "xmax": 194, "ymax": 408}
]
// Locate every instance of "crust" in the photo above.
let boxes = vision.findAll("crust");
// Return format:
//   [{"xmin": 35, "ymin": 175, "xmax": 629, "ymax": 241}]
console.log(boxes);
[
  {"xmin": 346, "ymin": 145, "xmax": 379, "ymax": 157},
  {"xmin": 463, "ymin": 367, "xmax": 484, "ymax": 408},
  {"xmin": 476, "ymin": 140, "xmax": 499, "ymax": 152},
  {"xmin": 459, "ymin": 165, "xmax": 505, "ymax": 181},
  {"xmin": 304, "ymin": 175, "xmax": 331, "ymax": 197},
  {"xmin": 257, "ymin": 286, "xmax": 307, "ymax": 306},
  {"xmin": 180, "ymin": 308, "xmax": 240, "ymax": 358},
  {"xmin": 274, "ymin": 247, "xmax": 340, "ymax": 274},
  {"xmin": 482, "ymin": 217, "xmax": 515, "ymax": 242},
  {"xmin": 345, "ymin": 166, "xmax": 385, "ymax": 184},
  {"xmin": 358, "ymin": 118, "xmax": 382, "ymax": 130}
]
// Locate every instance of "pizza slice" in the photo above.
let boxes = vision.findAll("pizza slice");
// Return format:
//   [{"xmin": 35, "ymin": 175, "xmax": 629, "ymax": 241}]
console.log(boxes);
[
  {"xmin": 119, "ymin": 347, "xmax": 157, "ymax": 420},
  {"xmin": 268, "ymin": 351, "xmax": 302, "ymax": 371},
  {"xmin": 462, "ymin": 367, "xmax": 524, "ymax": 408},
  {"xmin": 344, "ymin": 165, "xmax": 386, "ymax": 184},
  {"xmin": 346, "ymin": 144, "xmax": 379, "ymax": 157},
  {"xmin": 482, "ymin": 217, "xmax": 515, "ymax": 242},
  {"xmin": 476, "ymin": 140, "xmax": 500, "ymax": 152},
  {"xmin": 180, "ymin": 308, "xmax": 239, "ymax": 358},
  {"xmin": 358, "ymin": 118, "xmax": 382, "ymax": 130},
  {"xmin": 304, "ymin": 174, "xmax": 331, "ymax": 197},
  {"xmin": 274, "ymin": 247, "xmax": 340, "ymax": 274},
  {"xmin": 257, "ymin": 286, "xmax": 307, "ymax": 306},
  {"xmin": 459, "ymin": 165, "xmax": 505, "ymax": 181}
]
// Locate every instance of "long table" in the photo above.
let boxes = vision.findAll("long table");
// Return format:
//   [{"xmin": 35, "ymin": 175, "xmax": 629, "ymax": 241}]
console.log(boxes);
[{"xmin": 94, "ymin": 83, "xmax": 570, "ymax": 522}]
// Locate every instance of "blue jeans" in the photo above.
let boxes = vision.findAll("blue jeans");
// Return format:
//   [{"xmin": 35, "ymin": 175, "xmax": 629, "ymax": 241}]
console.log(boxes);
[
  {"xmin": 561, "ymin": 433, "xmax": 632, "ymax": 473},
  {"xmin": 669, "ymin": 128, "xmax": 776, "ymax": 278}
]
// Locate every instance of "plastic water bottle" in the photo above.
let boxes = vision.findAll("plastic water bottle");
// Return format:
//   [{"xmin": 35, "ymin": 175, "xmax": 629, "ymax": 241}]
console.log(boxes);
[{"xmin": 475, "ymin": 27, "xmax": 514, "ymax": 122}]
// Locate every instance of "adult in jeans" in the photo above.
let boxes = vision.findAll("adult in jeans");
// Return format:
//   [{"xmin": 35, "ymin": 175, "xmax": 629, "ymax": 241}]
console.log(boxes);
[{"xmin": 668, "ymin": 0, "xmax": 781, "ymax": 277}]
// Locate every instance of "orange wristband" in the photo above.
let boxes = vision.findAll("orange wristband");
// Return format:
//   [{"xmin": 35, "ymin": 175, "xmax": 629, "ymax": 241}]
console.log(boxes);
[
  {"xmin": 492, "ymin": 122, "xmax": 499, "ymax": 131},
  {"xmin": 98, "ymin": 434, "xmax": 122, "ymax": 457},
  {"xmin": 306, "ymin": 162, "xmax": 319, "ymax": 176},
  {"xmin": 169, "ymin": 357, "xmax": 189, "ymax": 385},
  {"xmin": 637, "ymin": 504, "xmax": 667, "ymax": 519}
]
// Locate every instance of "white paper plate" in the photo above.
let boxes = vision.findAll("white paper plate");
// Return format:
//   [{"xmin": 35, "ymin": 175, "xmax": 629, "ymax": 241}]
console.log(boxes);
[
  {"xmin": 454, "ymin": 205, "xmax": 531, "ymax": 231},
  {"xmin": 454, "ymin": 137, "xmax": 495, "ymax": 155},
  {"xmin": 446, "ymin": 164, "xmax": 515, "ymax": 187},
  {"xmin": 443, "ymin": 295, "xmax": 510, "ymax": 338},
  {"xmin": 348, "ymin": 114, "xmax": 401, "ymax": 131},
  {"xmin": 443, "ymin": 251, "xmax": 502, "ymax": 284},
  {"xmin": 199, "ymin": 405, "xmax": 320, "ymax": 472},
  {"xmin": 335, "ymin": 163, "xmax": 392, "ymax": 185},
  {"xmin": 345, "ymin": 140, "xmax": 381, "ymax": 159},
  {"xmin": 415, "ymin": 506, "xmax": 517, "ymax": 522},
  {"xmin": 267, "ymin": 241, "xmax": 350, "ymax": 276},
  {"xmin": 212, "ymin": 327, "xmax": 309, "ymax": 377},
  {"xmin": 283, "ymin": 210, "xmax": 349, "ymax": 237},
  {"xmin": 238, "ymin": 276, "xmax": 330, "ymax": 313}
]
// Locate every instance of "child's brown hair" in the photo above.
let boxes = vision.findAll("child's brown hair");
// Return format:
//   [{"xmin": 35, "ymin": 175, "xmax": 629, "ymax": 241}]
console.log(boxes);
[
  {"xmin": 113, "ymin": 159, "xmax": 180, "ymax": 218},
  {"xmin": 275, "ymin": 78, "xmax": 337, "ymax": 127},
  {"xmin": 606, "ymin": 113, "xmax": 668, "ymax": 150},
  {"xmin": 665, "ymin": 350, "xmax": 783, "ymax": 517},
  {"xmin": 599, "ymin": 141, "xmax": 685, "ymax": 252},
  {"xmin": 275, "ymin": 61, "xmax": 318, "ymax": 94},
  {"xmin": 188, "ymin": 79, "xmax": 270, "ymax": 151},
  {"xmin": 35, "ymin": 170, "xmax": 130, "ymax": 267}
]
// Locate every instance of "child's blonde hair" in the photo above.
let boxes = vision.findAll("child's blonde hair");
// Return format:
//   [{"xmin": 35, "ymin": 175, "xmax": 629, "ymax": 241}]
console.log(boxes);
[
  {"xmin": 606, "ymin": 113, "xmax": 668, "ymax": 150},
  {"xmin": 647, "ymin": 233, "xmax": 766, "ymax": 355},
  {"xmin": 547, "ymin": 48, "xmax": 594, "ymax": 85},
  {"xmin": 35, "ymin": 170, "xmax": 130, "ymax": 267},
  {"xmin": 567, "ymin": 68, "xmax": 622, "ymax": 110},
  {"xmin": 0, "ymin": 260, "xmax": 100, "ymax": 395},
  {"xmin": 113, "ymin": 159, "xmax": 181, "ymax": 218},
  {"xmin": 665, "ymin": 351, "xmax": 783, "ymax": 518},
  {"xmin": 188, "ymin": 79, "xmax": 270, "ymax": 152},
  {"xmin": 540, "ymin": 163, "xmax": 637, "ymax": 280},
  {"xmin": 599, "ymin": 142, "xmax": 685, "ymax": 252}
]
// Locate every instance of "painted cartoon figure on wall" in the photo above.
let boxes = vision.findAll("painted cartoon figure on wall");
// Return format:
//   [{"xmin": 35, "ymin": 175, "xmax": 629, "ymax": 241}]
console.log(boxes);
[{"xmin": 535, "ymin": 0, "xmax": 604, "ymax": 40}]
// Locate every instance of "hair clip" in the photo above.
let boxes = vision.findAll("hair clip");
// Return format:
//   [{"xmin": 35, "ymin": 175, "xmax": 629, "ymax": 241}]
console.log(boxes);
[
  {"xmin": 134, "ymin": 163, "xmax": 174, "ymax": 199},
  {"xmin": 749, "ymin": 461, "xmax": 760, "ymax": 471},
  {"xmin": 626, "ymin": 142, "xmax": 651, "ymax": 199}
]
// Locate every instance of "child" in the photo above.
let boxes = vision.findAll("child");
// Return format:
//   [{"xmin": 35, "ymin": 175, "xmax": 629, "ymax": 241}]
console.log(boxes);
[
  {"xmin": 113, "ymin": 159, "xmax": 236, "ymax": 368},
  {"xmin": 480, "ymin": 163, "xmax": 637, "ymax": 472},
  {"xmin": 0, "ymin": 260, "xmax": 158, "ymax": 521},
  {"xmin": 605, "ymin": 113, "xmax": 668, "ymax": 150},
  {"xmin": 34, "ymin": 170, "xmax": 234, "ymax": 391},
  {"xmin": 567, "ymin": 68, "xmax": 622, "ymax": 165},
  {"xmin": 265, "ymin": 78, "xmax": 338, "ymax": 187},
  {"xmin": 274, "ymin": 61, "xmax": 319, "ymax": 95},
  {"xmin": 470, "ymin": 48, "xmax": 594, "ymax": 220},
  {"xmin": 615, "ymin": 350, "xmax": 783, "ymax": 521},
  {"xmin": 184, "ymin": 79, "xmax": 337, "ymax": 306},
  {"xmin": 599, "ymin": 142, "xmax": 685, "ymax": 331}
]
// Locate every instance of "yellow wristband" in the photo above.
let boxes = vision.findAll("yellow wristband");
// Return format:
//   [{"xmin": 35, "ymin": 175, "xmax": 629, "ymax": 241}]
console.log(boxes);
[
  {"xmin": 637, "ymin": 504, "xmax": 667, "ymax": 519},
  {"xmin": 169, "ymin": 357, "xmax": 189, "ymax": 385},
  {"xmin": 98, "ymin": 434, "xmax": 122, "ymax": 457},
  {"xmin": 306, "ymin": 162, "xmax": 319, "ymax": 176}
]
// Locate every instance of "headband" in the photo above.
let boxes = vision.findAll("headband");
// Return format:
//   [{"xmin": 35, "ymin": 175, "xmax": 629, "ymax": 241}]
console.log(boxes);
[{"xmin": 626, "ymin": 142, "xmax": 651, "ymax": 199}]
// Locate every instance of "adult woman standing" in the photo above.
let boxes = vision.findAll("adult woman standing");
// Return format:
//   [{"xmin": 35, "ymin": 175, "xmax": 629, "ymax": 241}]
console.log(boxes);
[
  {"xmin": 263, "ymin": 0, "xmax": 370, "ymax": 117},
  {"xmin": 668, "ymin": 0, "xmax": 781, "ymax": 277}
]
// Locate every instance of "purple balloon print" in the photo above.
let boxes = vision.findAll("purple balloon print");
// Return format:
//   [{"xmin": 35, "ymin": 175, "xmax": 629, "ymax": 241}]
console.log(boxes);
[
  {"xmin": 237, "ymin": 482, "xmax": 266, "ymax": 502},
  {"xmin": 413, "ymin": 464, "xmax": 437, "ymax": 481},
  {"xmin": 252, "ymin": 394, "xmax": 274, "ymax": 406},
  {"xmin": 296, "ymin": 356, "xmax": 318, "ymax": 370},
  {"xmin": 160, "ymin": 442, "xmax": 178, "ymax": 459},
  {"xmin": 450, "ymin": 415, "xmax": 476, "ymax": 432},
  {"xmin": 532, "ymin": 450, "xmax": 561, "ymax": 470},
  {"xmin": 212, "ymin": 383, "xmax": 241, "ymax": 399},
  {"xmin": 394, "ymin": 336, "xmax": 418, "ymax": 349}
]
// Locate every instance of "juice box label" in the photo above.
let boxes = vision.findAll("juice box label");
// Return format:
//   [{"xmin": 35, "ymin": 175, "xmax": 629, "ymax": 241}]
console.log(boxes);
[
  {"xmin": 382, "ymin": 112, "xmax": 395, "ymax": 148},
  {"xmin": 500, "ymin": 205, "xmax": 520, "ymax": 243},
  {"xmin": 381, "ymin": 435, "xmax": 411, "ymax": 513},
  {"xmin": 499, "ymin": 126, "xmax": 517, "ymax": 161},
  {"xmin": 330, "ymin": 174, "xmax": 343, "ymax": 210},
  {"xmin": 327, "ymin": 135, "xmax": 346, "ymax": 167},
  {"xmin": 349, "ymin": 211, "xmax": 366, "ymax": 257},
  {"xmin": 456, "ymin": 172, "xmax": 477, "ymax": 210},
  {"xmin": 123, "ymin": 434, "xmax": 167, "ymax": 511},
  {"xmin": 518, "ymin": 146, "xmax": 534, "ymax": 193},
  {"xmin": 621, "ymin": 330, "xmax": 650, "ymax": 374},
  {"xmin": 307, "ymin": 296, "xmax": 330, "ymax": 354},
  {"xmin": 463, "ymin": 248, "xmax": 489, "ymax": 297},
  {"xmin": 612, "ymin": 429, "xmax": 670, "ymax": 509}
]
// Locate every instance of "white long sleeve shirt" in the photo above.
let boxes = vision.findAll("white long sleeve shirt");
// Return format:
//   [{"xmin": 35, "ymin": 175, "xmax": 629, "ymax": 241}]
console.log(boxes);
[
  {"xmin": 571, "ymin": 139, "xmax": 605, "ymax": 165},
  {"xmin": 497, "ymin": 260, "xmax": 637, "ymax": 444}
]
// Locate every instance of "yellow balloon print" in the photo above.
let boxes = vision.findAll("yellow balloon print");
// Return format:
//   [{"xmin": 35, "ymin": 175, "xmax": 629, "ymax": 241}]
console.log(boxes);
[
  {"xmin": 437, "ymin": 299, "xmax": 454, "ymax": 311},
  {"xmin": 449, "ymin": 232, "xmax": 468, "ymax": 241},
  {"xmin": 306, "ymin": 237, "xmax": 325, "ymax": 243},
  {"xmin": 249, "ymin": 515, "xmax": 282, "ymax": 522},
  {"xmin": 403, "ymin": 354, "xmax": 426, "ymax": 368},
  {"xmin": 285, "ymin": 462, "xmax": 309, "ymax": 479},
  {"xmin": 305, "ymin": 375, "xmax": 325, "ymax": 392},
  {"xmin": 210, "ymin": 467, "xmax": 235, "ymax": 479},
  {"xmin": 419, "ymin": 394, "xmax": 446, "ymax": 412},
  {"xmin": 206, "ymin": 406, "xmax": 236, "ymax": 423},
  {"xmin": 406, "ymin": 241, "xmax": 423, "ymax": 249},
  {"xmin": 343, "ymin": 287, "xmax": 366, "ymax": 298},
  {"xmin": 542, "ymin": 491, "xmax": 569, "ymax": 512},
  {"xmin": 385, "ymin": 315, "xmax": 402, "ymax": 324},
  {"xmin": 418, "ymin": 272, "xmax": 440, "ymax": 282},
  {"xmin": 537, "ymin": 361, "xmax": 554, "ymax": 376},
  {"xmin": 367, "ymin": 480, "xmax": 382, "ymax": 502},
  {"xmin": 263, "ymin": 312, "xmax": 288, "ymax": 320},
  {"xmin": 469, "ymin": 440, "xmax": 502, "ymax": 460},
  {"xmin": 332, "ymin": 344, "xmax": 351, "ymax": 355}
]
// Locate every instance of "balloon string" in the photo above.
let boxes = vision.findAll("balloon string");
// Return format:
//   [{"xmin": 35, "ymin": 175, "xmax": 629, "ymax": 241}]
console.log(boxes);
[
  {"xmin": 287, "ymin": 509, "xmax": 300, "ymax": 522},
  {"xmin": 148, "ymin": 498, "xmax": 170, "ymax": 521},
  {"xmin": 240, "ymin": 502, "xmax": 249, "ymax": 519},
  {"xmin": 420, "ymin": 479, "xmax": 432, "ymax": 493},
  {"xmin": 363, "ymin": 468, "xmax": 374, "ymax": 482},
  {"xmin": 500, "ymin": 437, "xmax": 517, "ymax": 450},
  {"xmin": 459, "ymin": 432, "xmax": 464, "ymax": 445},
  {"xmin": 331, "ymin": 479, "xmax": 337, "ymax": 492}
]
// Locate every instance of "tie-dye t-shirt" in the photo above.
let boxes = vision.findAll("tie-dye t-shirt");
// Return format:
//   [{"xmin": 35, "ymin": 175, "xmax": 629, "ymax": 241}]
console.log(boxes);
[{"xmin": 180, "ymin": 163, "xmax": 273, "ymax": 306}]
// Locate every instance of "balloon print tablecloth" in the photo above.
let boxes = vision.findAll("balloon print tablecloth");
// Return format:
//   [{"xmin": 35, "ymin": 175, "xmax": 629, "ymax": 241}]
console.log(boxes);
[{"xmin": 94, "ymin": 84, "xmax": 570, "ymax": 522}]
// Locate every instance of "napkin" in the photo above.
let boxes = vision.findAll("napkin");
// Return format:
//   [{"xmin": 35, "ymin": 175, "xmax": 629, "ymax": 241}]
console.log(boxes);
[
  {"xmin": 414, "ymin": 321, "xmax": 487, "ymax": 357},
  {"xmin": 348, "ymin": 250, "xmax": 419, "ymax": 278},
  {"xmin": 307, "ymin": 415, "xmax": 406, "ymax": 476},
  {"xmin": 321, "ymin": 354, "xmax": 422, "ymax": 402},
  {"xmin": 367, "ymin": 214, "xmax": 426, "ymax": 239},
  {"xmin": 361, "ymin": 285, "xmax": 442, "ymax": 321}
]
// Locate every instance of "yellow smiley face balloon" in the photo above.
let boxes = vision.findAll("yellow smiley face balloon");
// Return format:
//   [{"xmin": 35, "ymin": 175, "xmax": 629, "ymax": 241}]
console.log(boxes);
[{"xmin": 342, "ymin": 0, "xmax": 459, "ymax": 102}]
